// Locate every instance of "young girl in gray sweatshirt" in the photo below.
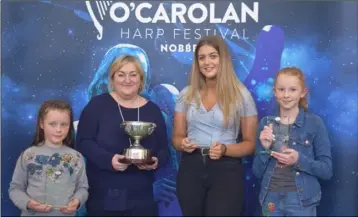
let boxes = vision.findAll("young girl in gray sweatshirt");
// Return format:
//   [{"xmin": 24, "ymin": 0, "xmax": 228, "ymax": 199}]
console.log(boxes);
[{"xmin": 9, "ymin": 100, "xmax": 89, "ymax": 216}]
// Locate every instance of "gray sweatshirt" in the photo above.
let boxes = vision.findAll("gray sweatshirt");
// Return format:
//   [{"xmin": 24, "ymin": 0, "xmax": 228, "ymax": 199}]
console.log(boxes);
[{"xmin": 9, "ymin": 144, "xmax": 89, "ymax": 216}]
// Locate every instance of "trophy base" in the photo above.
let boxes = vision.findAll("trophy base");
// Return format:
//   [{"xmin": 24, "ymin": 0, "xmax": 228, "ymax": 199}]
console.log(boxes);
[
  {"xmin": 259, "ymin": 150, "xmax": 272, "ymax": 155},
  {"xmin": 259, "ymin": 150, "xmax": 290, "ymax": 155},
  {"xmin": 118, "ymin": 158, "xmax": 154, "ymax": 165},
  {"xmin": 121, "ymin": 147, "xmax": 152, "ymax": 165}
]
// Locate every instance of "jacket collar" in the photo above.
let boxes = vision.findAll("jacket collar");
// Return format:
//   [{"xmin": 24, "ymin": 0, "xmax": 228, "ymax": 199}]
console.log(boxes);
[{"xmin": 274, "ymin": 107, "xmax": 305, "ymax": 128}]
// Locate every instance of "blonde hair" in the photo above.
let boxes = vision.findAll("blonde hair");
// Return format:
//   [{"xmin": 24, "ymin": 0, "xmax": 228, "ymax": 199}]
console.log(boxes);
[
  {"xmin": 109, "ymin": 55, "xmax": 145, "ymax": 93},
  {"xmin": 185, "ymin": 35, "xmax": 246, "ymax": 127},
  {"xmin": 274, "ymin": 66, "xmax": 309, "ymax": 111}
]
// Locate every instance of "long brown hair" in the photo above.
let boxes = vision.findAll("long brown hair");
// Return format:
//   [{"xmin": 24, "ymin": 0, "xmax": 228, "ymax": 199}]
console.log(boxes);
[
  {"xmin": 274, "ymin": 67, "xmax": 309, "ymax": 111},
  {"xmin": 32, "ymin": 100, "xmax": 75, "ymax": 147},
  {"xmin": 185, "ymin": 35, "xmax": 246, "ymax": 126}
]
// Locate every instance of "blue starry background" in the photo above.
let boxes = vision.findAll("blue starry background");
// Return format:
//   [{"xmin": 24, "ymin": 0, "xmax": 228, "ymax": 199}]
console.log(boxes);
[{"xmin": 2, "ymin": 0, "xmax": 357, "ymax": 216}]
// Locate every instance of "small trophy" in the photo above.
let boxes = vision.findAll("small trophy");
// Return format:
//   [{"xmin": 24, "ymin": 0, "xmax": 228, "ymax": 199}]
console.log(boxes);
[
  {"xmin": 120, "ymin": 121, "xmax": 156, "ymax": 164},
  {"xmin": 44, "ymin": 173, "xmax": 69, "ymax": 210},
  {"xmin": 260, "ymin": 116, "xmax": 290, "ymax": 155}
]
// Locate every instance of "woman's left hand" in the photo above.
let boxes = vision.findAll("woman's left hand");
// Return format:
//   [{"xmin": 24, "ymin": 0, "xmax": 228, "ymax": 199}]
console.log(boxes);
[
  {"xmin": 209, "ymin": 142, "xmax": 226, "ymax": 160},
  {"xmin": 136, "ymin": 157, "xmax": 158, "ymax": 170},
  {"xmin": 270, "ymin": 149, "xmax": 299, "ymax": 166}
]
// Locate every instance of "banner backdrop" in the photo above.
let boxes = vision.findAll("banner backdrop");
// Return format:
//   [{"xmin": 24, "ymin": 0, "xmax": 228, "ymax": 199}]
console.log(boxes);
[{"xmin": 1, "ymin": 0, "xmax": 357, "ymax": 216}]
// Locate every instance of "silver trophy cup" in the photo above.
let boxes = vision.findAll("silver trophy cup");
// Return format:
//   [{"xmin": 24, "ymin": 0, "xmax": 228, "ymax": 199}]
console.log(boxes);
[{"xmin": 120, "ymin": 121, "xmax": 156, "ymax": 164}]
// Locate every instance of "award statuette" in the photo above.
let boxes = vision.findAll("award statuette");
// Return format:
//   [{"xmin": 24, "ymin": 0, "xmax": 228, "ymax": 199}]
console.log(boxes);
[
  {"xmin": 260, "ymin": 116, "xmax": 290, "ymax": 155},
  {"xmin": 120, "ymin": 121, "xmax": 156, "ymax": 164}
]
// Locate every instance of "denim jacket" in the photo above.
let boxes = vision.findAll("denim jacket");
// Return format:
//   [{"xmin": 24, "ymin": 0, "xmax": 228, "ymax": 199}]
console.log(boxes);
[{"xmin": 252, "ymin": 108, "xmax": 332, "ymax": 207}]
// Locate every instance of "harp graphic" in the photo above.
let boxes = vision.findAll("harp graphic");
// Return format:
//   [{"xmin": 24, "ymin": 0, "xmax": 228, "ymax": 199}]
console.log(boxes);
[{"xmin": 85, "ymin": 1, "xmax": 113, "ymax": 40}]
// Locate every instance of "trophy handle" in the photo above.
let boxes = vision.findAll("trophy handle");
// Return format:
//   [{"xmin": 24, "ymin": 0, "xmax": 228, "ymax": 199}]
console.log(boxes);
[
  {"xmin": 147, "ymin": 123, "xmax": 156, "ymax": 135},
  {"xmin": 125, "ymin": 125, "xmax": 132, "ymax": 133},
  {"xmin": 147, "ymin": 127, "xmax": 154, "ymax": 135}
]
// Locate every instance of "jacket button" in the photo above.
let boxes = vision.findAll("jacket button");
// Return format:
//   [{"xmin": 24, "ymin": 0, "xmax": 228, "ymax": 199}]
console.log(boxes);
[
  {"xmin": 292, "ymin": 142, "xmax": 296, "ymax": 145},
  {"xmin": 296, "ymin": 172, "xmax": 300, "ymax": 176}
]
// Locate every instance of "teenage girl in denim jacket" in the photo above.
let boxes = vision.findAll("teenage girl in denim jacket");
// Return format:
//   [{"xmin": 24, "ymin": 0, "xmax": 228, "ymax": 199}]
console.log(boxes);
[{"xmin": 252, "ymin": 67, "xmax": 332, "ymax": 216}]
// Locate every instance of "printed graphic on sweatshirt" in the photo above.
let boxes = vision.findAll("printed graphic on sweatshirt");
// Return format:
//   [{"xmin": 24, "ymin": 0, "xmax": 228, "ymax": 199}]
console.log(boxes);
[{"xmin": 24, "ymin": 151, "xmax": 83, "ymax": 183}]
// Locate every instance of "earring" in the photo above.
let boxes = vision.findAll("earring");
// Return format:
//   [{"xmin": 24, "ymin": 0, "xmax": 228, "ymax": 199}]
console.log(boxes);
[{"xmin": 138, "ymin": 84, "xmax": 143, "ymax": 93}]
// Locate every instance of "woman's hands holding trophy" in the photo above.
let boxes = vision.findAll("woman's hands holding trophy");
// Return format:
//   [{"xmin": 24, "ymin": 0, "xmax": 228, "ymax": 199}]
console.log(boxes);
[
  {"xmin": 112, "ymin": 154, "xmax": 130, "ymax": 171},
  {"xmin": 136, "ymin": 156, "xmax": 158, "ymax": 170},
  {"xmin": 112, "ymin": 154, "xmax": 158, "ymax": 171}
]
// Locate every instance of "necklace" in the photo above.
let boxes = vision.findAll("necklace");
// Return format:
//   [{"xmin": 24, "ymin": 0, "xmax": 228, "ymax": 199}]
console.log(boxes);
[{"xmin": 118, "ymin": 97, "xmax": 140, "ymax": 146}]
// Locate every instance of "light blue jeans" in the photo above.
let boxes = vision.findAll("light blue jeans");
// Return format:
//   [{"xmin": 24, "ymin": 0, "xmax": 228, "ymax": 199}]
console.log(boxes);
[{"xmin": 262, "ymin": 192, "xmax": 317, "ymax": 216}]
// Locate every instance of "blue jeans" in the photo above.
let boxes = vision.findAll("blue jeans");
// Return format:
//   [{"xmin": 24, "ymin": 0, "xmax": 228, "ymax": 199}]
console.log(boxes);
[{"xmin": 262, "ymin": 192, "xmax": 316, "ymax": 216}]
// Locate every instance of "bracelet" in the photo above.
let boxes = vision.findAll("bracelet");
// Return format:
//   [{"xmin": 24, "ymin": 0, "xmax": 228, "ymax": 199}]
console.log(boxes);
[{"xmin": 222, "ymin": 144, "xmax": 227, "ymax": 155}]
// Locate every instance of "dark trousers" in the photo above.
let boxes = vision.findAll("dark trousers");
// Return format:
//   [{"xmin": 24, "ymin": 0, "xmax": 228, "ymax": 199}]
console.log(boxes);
[
  {"xmin": 176, "ymin": 150, "xmax": 245, "ymax": 216},
  {"xmin": 87, "ymin": 199, "xmax": 158, "ymax": 216}
]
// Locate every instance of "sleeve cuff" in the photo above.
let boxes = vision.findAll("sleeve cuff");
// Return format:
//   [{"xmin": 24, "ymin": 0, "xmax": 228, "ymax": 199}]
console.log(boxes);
[
  {"xmin": 259, "ymin": 152, "xmax": 271, "ymax": 165},
  {"xmin": 19, "ymin": 197, "xmax": 32, "ymax": 212},
  {"xmin": 71, "ymin": 194, "xmax": 86, "ymax": 209},
  {"xmin": 295, "ymin": 152, "xmax": 308, "ymax": 171}
]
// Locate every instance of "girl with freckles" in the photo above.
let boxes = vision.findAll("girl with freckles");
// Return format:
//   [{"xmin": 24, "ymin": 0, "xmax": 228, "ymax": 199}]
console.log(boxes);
[{"xmin": 252, "ymin": 67, "xmax": 332, "ymax": 216}]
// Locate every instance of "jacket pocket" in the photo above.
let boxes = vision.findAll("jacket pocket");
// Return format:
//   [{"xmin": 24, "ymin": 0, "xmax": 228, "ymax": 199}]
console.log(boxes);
[{"xmin": 296, "ymin": 133, "xmax": 315, "ymax": 157}]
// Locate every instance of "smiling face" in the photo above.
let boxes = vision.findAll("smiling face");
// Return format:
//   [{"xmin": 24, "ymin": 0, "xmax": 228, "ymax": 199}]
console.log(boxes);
[
  {"xmin": 197, "ymin": 45, "xmax": 220, "ymax": 80},
  {"xmin": 112, "ymin": 62, "xmax": 141, "ymax": 99},
  {"xmin": 274, "ymin": 74, "xmax": 307, "ymax": 112},
  {"xmin": 109, "ymin": 55, "xmax": 145, "ymax": 100}
]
